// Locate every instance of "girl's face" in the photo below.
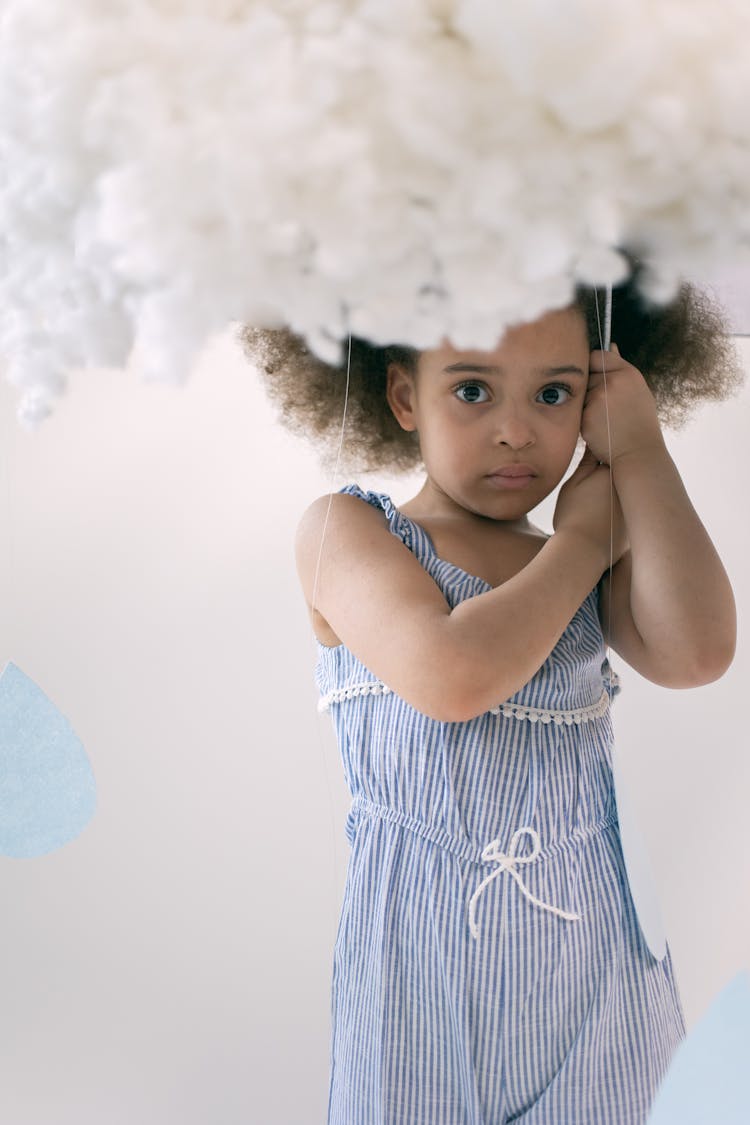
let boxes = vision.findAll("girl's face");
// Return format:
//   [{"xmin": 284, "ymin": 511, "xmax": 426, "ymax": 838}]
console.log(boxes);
[{"xmin": 387, "ymin": 305, "xmax": 589, "ymax": 523}]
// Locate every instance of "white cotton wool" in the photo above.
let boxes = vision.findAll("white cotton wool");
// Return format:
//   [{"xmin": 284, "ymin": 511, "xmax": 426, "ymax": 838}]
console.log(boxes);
[
  {"xmin": 455, "ymin": 0, "xmax": 661, "ymax": 133},
  {"xmin": 1, "ymin": 0, "xmax": 750, "ymax": 421}
]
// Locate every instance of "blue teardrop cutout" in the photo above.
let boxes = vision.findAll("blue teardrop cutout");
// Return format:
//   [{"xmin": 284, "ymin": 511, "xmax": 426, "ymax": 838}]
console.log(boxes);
[
  {"xmin": 647, "ymin": 971, "xmax": 750, "ymax": 1123},
  {"xmin": 0, "ymin": 662, "xmax": 96, "ymax": 858}
]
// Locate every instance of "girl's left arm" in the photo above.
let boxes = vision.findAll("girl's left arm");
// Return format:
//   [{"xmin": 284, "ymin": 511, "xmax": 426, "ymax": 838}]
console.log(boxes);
[{"xmin": 586, "ymin": 345, "xmax": 736, "ymax": 687}]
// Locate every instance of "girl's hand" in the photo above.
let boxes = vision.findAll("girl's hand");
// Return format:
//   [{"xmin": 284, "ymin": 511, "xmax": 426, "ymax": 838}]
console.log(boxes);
[
  {"xmin": 583, "ymin": 344, "xmax": 665, "ymax": 466},
  {"xmin": 553, "ymin": 444, "xmax": 629, "ymax": 569}
]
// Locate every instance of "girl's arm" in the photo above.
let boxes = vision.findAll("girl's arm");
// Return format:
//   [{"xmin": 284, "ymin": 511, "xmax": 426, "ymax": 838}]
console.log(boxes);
[
  {"xmin": 584, "ymin": 345, "xmax": 736, "ymax": 688},
  {"xmin": 297, "ymin": 492, "xmax": 612, "ymax": 723},
  {"xmin": 601, "ymin": 440, "xmax": 736, "ymax": 686}
]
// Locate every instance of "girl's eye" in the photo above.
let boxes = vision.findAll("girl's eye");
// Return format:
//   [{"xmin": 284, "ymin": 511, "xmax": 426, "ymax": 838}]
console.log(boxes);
[
  {"xmin": 537, "ymin": 384, "xmax": 573, "ymax": 406},
  {"xmin": 454, "ymin": 381, "xmax": 490, "ymax": 404}
]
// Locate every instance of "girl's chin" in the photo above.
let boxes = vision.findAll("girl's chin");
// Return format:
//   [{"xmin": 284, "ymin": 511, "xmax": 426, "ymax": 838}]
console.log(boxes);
[{"xmin": 423, "ymin": 476, "xmax": 550, "ymax": 519}]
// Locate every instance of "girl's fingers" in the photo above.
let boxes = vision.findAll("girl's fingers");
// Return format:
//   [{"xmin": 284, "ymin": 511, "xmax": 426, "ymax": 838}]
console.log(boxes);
[
  {"xmin": 589, "ymin": 344, "xmax": 624, "ymax": 369},
  {"xmin": 589, "ymin": 352, "xmax": 618, "ymax": 364}
]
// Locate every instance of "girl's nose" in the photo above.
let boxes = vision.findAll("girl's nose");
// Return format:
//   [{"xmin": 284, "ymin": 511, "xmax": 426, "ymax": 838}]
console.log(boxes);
[{"xmin": 492, "ymin": 411, "xmax": 535, "ymax": 449}]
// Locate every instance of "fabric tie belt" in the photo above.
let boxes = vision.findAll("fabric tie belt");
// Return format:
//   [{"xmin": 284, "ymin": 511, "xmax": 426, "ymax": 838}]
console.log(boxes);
[
  {"xmin": 346, "ymin": 795, "xmax": 618, "ymax": 940},
  {"xmin": 467, "ymin": 827, "xmax": 581, "ymax": 940}
]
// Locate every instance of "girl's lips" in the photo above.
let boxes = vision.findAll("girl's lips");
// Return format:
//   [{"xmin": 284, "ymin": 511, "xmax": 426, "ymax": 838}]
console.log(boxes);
[
  {"xmin": 486, "ymin": 471, "xmax": 536, "ymax": 490},
  {"xmin": 490, "ymin": 464, "xmax": 537, "ymax": 477},
  {"xmin": 488, "ymin": 468, "xmax": 539, "ymax": 490}
]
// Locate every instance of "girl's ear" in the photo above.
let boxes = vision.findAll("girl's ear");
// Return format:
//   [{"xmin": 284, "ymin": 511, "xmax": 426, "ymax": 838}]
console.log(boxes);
[{"xmin": 386, "ymin": 362, "xmax": 418, "ymax": 432}]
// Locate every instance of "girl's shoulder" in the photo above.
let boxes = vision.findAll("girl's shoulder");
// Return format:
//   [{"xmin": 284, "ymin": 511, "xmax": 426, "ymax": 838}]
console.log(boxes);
[
  {"xmin": 296, "ymin": 484, "xmax": 393, "ymax": 545},
  {"xmin": 295, "ymin": 484, "xmax": 451, "ymax": 660},
  {"xmin": 295, "ymin": 486, "xmax": 404, "ymax": 597},
  {"xmin": 298, "ymin": 482, "xmax": 411, "ymax": 538}
]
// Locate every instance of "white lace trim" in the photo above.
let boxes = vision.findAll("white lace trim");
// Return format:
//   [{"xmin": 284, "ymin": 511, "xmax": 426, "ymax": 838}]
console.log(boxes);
[
  {"xmin": 488, "ymin": 687, "xmax": 612, "ymax": 725},
  {"xmin": 318, "ymin": 681, "xmax": 392, "ymax": 712},
  {"xmin": 318, "ymin": 675, "xmax": 618, "ymax": 722}
]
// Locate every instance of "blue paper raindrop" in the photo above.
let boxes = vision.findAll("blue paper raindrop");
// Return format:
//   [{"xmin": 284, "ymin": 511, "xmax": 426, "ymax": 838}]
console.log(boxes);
[{"xmin": 0, "ymin": 662, "xmax": 96, "ymax": 858}]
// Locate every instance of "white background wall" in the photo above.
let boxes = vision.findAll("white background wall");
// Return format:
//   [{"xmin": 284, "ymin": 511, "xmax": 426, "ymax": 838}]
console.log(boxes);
[{"xmin": 1, "ymin": 327, "xmax": 748, "ymax": 1124}]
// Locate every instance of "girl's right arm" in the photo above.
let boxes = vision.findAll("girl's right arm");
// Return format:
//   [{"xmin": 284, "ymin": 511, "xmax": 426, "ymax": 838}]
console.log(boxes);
[{"xmin": 297, "ymin": 474, "xmax": 622, "ymax": 723}]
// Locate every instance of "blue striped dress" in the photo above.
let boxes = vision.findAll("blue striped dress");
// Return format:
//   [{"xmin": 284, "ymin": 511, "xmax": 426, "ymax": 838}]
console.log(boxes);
[{"xmin": 316, "ymin": 484, "xmax": 686, "ymax": 1124}]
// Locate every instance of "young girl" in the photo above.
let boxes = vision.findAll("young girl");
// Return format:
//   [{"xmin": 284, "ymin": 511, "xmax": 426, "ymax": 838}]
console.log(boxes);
[{"xmin": 241, "ymin": 272, "xmax": 741, "ymax": 1124}]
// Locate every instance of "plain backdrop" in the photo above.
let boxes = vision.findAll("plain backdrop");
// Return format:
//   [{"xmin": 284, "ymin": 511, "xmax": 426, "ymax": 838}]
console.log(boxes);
[{"xmin": 0, "ymin": 326, "xmax": 748, "ymax": 1125}]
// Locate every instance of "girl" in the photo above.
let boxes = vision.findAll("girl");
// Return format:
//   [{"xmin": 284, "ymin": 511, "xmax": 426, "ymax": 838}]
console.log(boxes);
[{"xmin": 241, "ymin": 272, "xmax": 741, "ymax": 1124}]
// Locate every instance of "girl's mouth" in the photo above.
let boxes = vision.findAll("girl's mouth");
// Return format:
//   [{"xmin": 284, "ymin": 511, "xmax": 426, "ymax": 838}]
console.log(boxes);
[
  {"xmin": 486, "ymin": 473, "xmax": 536, "ymax": 490},
  {"xmin": 486, "ymin": 464, "xmax": 538, "ymax": 489}
]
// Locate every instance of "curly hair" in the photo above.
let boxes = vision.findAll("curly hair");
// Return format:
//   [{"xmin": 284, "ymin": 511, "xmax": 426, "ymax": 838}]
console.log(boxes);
[{"xmin": 238, "ymin": 262, "xmax": 744, "ymax": 474}]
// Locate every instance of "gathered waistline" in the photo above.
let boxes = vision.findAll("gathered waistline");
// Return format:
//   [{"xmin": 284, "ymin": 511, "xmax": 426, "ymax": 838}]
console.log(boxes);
[
  {"xmin": 346, "ymin": 794, "xmax": 619, "ymax": 866},
  {"xmin": 349, "ymin": 796, "xmax": 620, "ymax": 940}
]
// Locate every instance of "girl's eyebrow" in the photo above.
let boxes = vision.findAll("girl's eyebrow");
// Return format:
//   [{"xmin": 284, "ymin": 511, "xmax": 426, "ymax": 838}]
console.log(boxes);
[{"xmin": 443, "ymin": 363, "xmax": 587, "ymax": 378}]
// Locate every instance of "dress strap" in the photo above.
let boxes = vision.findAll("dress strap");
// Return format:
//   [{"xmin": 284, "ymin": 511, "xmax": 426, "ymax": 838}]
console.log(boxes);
[{"xmin": 339, "ymin": 483, "xmax": 435, "ymax": 565}]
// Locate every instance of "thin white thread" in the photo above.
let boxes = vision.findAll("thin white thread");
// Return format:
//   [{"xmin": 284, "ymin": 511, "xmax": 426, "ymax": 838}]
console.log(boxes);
[
  {"xmin": 310, "ymin": 335, "xmax": 352, "ymax": 623},
  {"xmin": 593, "ymin": 285, "xmax": 615, "ymax": 695},
  {"xmin": 306, "ymin": 334, "xmax": 352, "ymax": 947},
  {"xmin": 468, "ymin": 827, "xmax": 582, "ymax": 940}
]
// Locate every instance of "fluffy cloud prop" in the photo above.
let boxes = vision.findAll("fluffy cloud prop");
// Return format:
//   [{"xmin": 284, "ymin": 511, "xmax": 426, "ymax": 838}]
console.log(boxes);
[{"xmin": 1, "ymin": 0, "xmax": 749, "ymax": 423}]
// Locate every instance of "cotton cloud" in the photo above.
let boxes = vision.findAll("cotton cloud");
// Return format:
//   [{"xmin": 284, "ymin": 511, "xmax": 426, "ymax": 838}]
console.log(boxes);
[{"xmin": 1, "ymin": 0, "xmax": 748, "ymax": 422}]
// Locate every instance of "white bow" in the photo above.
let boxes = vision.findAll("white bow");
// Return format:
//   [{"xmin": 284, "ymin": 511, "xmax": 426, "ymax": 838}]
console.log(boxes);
[{"xmin": 468, "ymin": 826, "xmax": 582, "ymax": 940}]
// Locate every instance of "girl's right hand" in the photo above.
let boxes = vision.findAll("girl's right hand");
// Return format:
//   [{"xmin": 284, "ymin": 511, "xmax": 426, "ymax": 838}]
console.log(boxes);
[{"xmin": 553, "ymin": 444, "xmax": 628, "ymax": 570}]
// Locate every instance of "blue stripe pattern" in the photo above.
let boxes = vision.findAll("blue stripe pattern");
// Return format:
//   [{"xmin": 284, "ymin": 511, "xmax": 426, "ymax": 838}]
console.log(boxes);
[{"xmin": 316, "ymin": 484, "xmax": 686, "ymax": 1124}]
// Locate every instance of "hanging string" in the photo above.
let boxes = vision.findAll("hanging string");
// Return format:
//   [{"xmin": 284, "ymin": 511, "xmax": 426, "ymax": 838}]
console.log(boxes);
[
  {"xmin": 592, "ymin": 284, "xmax": 615, "ymax": 696},
  {"xmin": 307, "ymin": 334, "xmax": 352, "ymax": 936},
  {"xmin": 310, "ymin": 335, "xmax": 352, "ymax": 623}
]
